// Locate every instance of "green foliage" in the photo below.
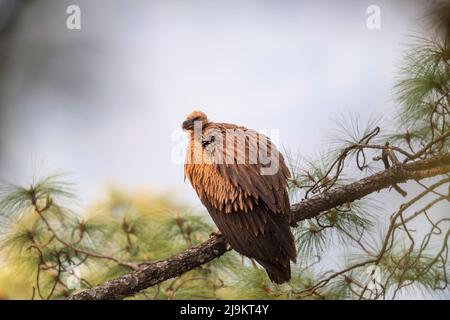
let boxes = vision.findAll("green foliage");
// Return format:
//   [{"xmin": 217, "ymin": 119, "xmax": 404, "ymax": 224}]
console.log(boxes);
[
  {"xmin": 284, "ymin": 7, "xmax": 450, "ymax": 297},
  {"xmin": 393, "ymin": 35, "xmax": 450, "ymax": 152},
  {"xmin": 0, "ymin": 176, "xmax": 249, "ymax": 299},
  {"xmin": 1, "ymin": 1, "xmax": 450, "ymax": 301}
]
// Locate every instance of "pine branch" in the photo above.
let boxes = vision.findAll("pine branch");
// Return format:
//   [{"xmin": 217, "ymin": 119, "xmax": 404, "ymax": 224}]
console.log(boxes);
[{"xmin": 68, "ymin": 152, "xmax": 450, "ymax": 300}]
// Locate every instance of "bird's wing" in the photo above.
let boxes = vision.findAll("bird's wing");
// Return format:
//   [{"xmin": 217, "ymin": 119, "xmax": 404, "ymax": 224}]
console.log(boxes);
[
  {"xmin": 203, "ymin": 123, "xmax": 291, "ymax": 215},
  {"xmin": 184, "ymin": 122, "xmax": 297, "ymax": 274}
]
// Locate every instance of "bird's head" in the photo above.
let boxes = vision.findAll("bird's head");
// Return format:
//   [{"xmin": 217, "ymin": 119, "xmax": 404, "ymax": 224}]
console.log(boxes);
[{"xmin": 182, "ymin": 110, "xmax": 209, "ymax": 131}]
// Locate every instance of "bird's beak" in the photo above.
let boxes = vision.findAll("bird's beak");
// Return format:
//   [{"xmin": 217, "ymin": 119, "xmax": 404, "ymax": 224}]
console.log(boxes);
[{"xmin": 182, "ymin": 120, "xmax": 194, "ymax": 130}]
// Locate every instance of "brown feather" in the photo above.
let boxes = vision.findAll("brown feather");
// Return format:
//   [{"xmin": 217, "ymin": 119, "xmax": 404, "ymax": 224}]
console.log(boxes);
[{"xmin": 184, "ymin": 119, "xmax": 297, "ymax": 284}]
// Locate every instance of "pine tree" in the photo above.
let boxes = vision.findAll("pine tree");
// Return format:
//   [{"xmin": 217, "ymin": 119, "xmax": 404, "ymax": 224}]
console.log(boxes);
[{"xmin": 0, "ymin": 1, "xmax": 449, "ymax": 300}]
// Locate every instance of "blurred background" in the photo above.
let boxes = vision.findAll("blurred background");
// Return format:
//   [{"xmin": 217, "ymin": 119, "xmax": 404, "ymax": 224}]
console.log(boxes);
[
  {"xmin": 1, "ymin": 0, "xmax": 449, "ymax": 300},
  {"xmin": 0, "ymin": 0, "xmax": 428, "ymax": 207}
]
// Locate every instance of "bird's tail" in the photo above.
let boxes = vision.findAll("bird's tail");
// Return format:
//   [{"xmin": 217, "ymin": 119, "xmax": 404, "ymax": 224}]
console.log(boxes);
[{"xmin": 256, "ymin": 259, "xmax": 291, "ymax": 284}]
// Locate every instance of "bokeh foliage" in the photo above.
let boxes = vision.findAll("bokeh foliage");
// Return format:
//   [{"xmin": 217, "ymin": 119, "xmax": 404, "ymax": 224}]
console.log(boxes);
[{"xmin": 1, "ymin": 1, "xmax": 450, "ymax": 300}]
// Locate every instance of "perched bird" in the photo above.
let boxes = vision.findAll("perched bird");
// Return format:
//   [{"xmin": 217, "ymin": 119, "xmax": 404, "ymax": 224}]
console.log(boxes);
[{"xmin": 182, "ymin": 110, "xmax": 297, "ymax": 284}]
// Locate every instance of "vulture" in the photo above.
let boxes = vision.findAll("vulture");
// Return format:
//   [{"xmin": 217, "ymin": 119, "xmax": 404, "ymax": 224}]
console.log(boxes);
[{"xmin": 182, "ymin": 110, "xmax": 297, "ymax": 284}]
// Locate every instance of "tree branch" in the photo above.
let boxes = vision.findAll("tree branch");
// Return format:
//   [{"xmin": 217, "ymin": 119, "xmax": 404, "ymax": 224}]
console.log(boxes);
[{"xmin": 68, "ymin": 153, "xmax": 450, "ymax": 300}]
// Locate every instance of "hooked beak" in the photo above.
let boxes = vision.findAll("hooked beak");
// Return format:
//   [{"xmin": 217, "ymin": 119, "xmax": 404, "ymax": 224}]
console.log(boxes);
[{"xmin": 182, "ymin": 120, "xmax": 194, "ymax": 130}]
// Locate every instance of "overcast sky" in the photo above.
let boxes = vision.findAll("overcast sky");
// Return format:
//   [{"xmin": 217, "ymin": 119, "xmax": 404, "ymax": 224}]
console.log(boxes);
[
  {"xmin": 1, "ymin": 0, "xmax": 450, "ymax": 299},
  {"xmin": 0, "ymin": 0, "xmax": 429, "ymax": 208}
]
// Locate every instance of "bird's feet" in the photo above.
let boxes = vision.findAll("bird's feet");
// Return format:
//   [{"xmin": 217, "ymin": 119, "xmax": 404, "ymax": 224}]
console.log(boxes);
[
  {"xmin": 209, "ymin": 230, "xmax": 222, "ymax": 238},
  {"xmin": 209, "ymin": 231, "xmax": 231, "ymax": 251}
]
